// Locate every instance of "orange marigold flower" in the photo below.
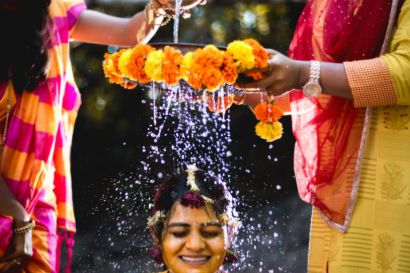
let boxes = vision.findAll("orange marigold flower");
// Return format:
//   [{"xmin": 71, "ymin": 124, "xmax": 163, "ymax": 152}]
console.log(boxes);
[
  {"xmin": 102, "ymin": 55, "xmax": 136, "ymax": 89},
  {"xmin": 103, "ymin": 52, "xmax": 127, "ymax": 86},
  {"xmin": 244, "ymin": 39, "xmax": 269, "ymax": 69},
  {"xmin": 222, "ymin": 52, "xmax": 238, "ymax": 85},
  {"xmin": 185, "ymin": 46, "xmax": 226, "ymax": 91},
  {"xmin": 207, "ymin": 94, "xmax": 234, "ymax": 113},
  {"xmin": 162, "ymin": 46, "xmax": 183, "ymax": 85},
  {"xmin": 186, "ymin": 70, "xmax": 203, "ymax": 90},
  {"xmin": 254, "ymin": 102, "xmax": 284, "ymax": 122},
  {"xmin": 244, "ymin": 39, "xmax": 269, "ymax": 80},
  {"xmin": 202, "ymin": 68, "xmax": 224, "ymax": 92},
  {"xmin": 119, "ymin": 44, "xmax": 155, "ymax": 84}
]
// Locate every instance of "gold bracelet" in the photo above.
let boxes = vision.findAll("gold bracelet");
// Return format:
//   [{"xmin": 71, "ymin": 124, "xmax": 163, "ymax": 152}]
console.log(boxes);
[
  {"xmin": 145, "ymin": 0, "xmax": 173, "ymax": 27},
  {"xmin": 13, "ymin": 219, "xmax": 35, "ymax": 235}
]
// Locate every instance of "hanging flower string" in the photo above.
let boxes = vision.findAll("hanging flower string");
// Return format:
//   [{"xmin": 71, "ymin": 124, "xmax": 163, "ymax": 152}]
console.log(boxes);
[{"xmin": 253, "ymin": 100, "xmax": 284, "ymax": 142}]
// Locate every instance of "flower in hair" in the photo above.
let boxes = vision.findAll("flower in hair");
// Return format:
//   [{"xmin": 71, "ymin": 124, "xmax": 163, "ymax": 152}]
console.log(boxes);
[
  {"xmin": 186, "ymin": 164, "xmax": 199, "ymax": 192},
  {"xmin": 219, "ymin": 213, "xmax": 229, "ymax": 225},
  {"xmin": 180, "ymin": 192, "xmax": 206, "ymax": 208},
  {"xmin": 149, "ymin": 246, "xmax": 164, "ymax": 264},
  {"xmin": 224, "ymin": 250, "xmax": 239, "ymax": 263},
  {"xmin": 147, "ymin": 210, "xmax": 166, "ymax": 226}
]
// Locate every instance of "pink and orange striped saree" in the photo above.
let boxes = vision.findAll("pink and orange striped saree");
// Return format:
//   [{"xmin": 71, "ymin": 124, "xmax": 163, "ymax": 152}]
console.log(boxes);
[{"xmin": 0, "ymin": 0, "xmax": 86, "ymax": 272}]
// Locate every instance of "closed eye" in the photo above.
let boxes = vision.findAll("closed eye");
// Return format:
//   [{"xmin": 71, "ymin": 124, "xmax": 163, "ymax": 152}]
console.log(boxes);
[
  {"xmin": 201, "ymin": 230, "xmax": 222, "ymax": 238},
  {"xmin": 171, "ymin": 231, "xmax": 189, "ymax": 238}
]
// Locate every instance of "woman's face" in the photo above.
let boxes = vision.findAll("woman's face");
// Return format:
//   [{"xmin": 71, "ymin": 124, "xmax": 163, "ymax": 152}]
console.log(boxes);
[{"xmin": 161, "ymin": 202, "xmax": 226, "ymax": 273}]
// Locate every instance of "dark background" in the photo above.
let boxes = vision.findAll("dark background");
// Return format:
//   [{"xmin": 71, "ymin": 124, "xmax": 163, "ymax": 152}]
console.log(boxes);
[{"xmin": 69, "ymin": 1, "xmax": 310, "ymax": 272}]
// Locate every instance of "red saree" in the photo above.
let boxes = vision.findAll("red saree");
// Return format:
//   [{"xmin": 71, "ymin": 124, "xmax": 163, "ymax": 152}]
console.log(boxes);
[{"xmin": 288, "ymin": 0, "xmax": 393, "ymax": 232}]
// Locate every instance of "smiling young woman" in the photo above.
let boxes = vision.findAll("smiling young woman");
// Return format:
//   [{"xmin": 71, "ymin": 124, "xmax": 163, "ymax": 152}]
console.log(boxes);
[
  {"xmin": 147, "ymin": 166, "xmax": 240, "ymax": 273},
  {"xmin": 161, "ymin": 203, "xmax": 226, "ymax": 273}
]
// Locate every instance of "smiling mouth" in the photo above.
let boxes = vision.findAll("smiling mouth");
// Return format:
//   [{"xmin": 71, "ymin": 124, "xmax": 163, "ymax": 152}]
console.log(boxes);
[{"xmin": 179, "ymin": 256, "xmax": 211, "ymax": 265}]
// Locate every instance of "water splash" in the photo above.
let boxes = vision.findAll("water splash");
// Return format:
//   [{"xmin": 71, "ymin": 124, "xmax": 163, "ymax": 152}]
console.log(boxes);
[
  {"xmin": 144, "ymin": 83, "xmax": 232, "ymax": 183},
  {"xmin": 173, "ymin": 0, "xmax": 182, "ymax": 44}
]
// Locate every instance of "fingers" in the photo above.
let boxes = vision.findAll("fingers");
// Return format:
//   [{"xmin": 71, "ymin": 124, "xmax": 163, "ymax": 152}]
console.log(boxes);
[
  {"xmin": 265, "ymin": 85, "xmax": 284, "ymax": 97},
  {"xmin": 266, "ymin": 48, "xmax": 277, "ymax": 55},
  {"xmin": 1, "ymin": 259, "xmax": 23, "ymax": 273},
  {"xmin": 0, "ymin": 231, "xmax": 33, "ymax": 264},
  {"xmin": 237, "ymin": 75, "xmax": 272, "ymax": 90},
  {"xmin": 0, "ymin": 251, "xmax": 27, "ymax": 263}
]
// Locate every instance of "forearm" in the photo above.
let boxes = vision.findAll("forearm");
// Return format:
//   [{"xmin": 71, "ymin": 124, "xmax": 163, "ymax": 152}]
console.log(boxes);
[
  {"xmin": 71, "ymin": 6, "xmax": 164, "ymax": 47},
  {"xmin": 297, "ymin": 60, "xmax": 352, "ymax": 99},
  {"xmin": 0, "ymin": 177, "xmax": 29, "ymax": 221}
]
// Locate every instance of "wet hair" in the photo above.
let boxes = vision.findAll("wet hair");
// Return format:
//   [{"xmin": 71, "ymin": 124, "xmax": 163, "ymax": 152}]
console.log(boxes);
[
  {"xmin": 148, "ymin": 169, "xmax": 239, "ymax": 266},
  {"xmin": 0, "ymin": 0, "xmax": 51, "ymax": 94},
  {"xmin": 150, "ymin": 169, "xmax": 230, "ymax": 243}
]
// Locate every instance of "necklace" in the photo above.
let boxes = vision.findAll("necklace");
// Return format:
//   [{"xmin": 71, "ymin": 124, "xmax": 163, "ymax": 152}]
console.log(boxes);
[{"xmin": 1, "ymin": 82, "xmax": 12, "ymax": 151}]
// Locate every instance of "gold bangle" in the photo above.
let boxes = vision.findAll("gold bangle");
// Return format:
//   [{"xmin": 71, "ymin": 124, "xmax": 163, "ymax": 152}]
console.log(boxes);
[
  {"xmin": 145, "ymin": 0, "xmax": 173, "ymax": 27},
  {"xmin": 13, "ymin": 219, "xmax": 35, "ymax": 235}
]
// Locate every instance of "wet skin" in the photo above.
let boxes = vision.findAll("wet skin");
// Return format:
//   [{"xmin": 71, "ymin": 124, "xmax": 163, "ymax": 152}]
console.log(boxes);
[{"xmin": 161, "ymin": 202, "xmax": 226, "ymax": 273}]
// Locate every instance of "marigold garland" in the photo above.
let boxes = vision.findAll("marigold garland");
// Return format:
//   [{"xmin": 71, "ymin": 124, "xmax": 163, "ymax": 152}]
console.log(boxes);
[
  {"xmin": 101, "ymin": 40, "xmax": 282, "ymax": 142},
  {"xmin": 102, "ymin": 39, "xmax": 268, "ymax": 93},
  {"xmin": 253, "ymin": 101, "xmax": 284, "ymax": 142}
]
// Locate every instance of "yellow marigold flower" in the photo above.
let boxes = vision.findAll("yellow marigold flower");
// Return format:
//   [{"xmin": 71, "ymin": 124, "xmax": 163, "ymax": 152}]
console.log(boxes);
[
  {"xmin": 144, "ymin": 50, "xmax": 165, "ymax": 82},
  {"xmin": 118, "ymin": 49, "xmax": 133, "ymax": 78},
  {"xmin": 227, "ymin": 40, "xmax": 256, "ymax": 73},
  {"xmin": 181, "ymin": 52, "xmax": 194, "ymax": 80},
  {"xmin": 255, "ymin": 121, "xmax": 283, "ymax": 142},
  {"xmin": 203, "ymin": 44, "xmax": 220, "ymax": 53}
]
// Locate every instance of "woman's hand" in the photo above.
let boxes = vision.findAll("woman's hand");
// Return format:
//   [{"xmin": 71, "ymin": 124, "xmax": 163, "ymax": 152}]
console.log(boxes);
[
  {"xmin": 238, "ymin": 49, "xmax": 308, "ymax": 96},
  {"xmin": 0, "ymin": 220, "xmax": 33, "ymax": 272},
  {"xmin": 0, "ymin": 177, "xmax": 33, "ymax": 271}
]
